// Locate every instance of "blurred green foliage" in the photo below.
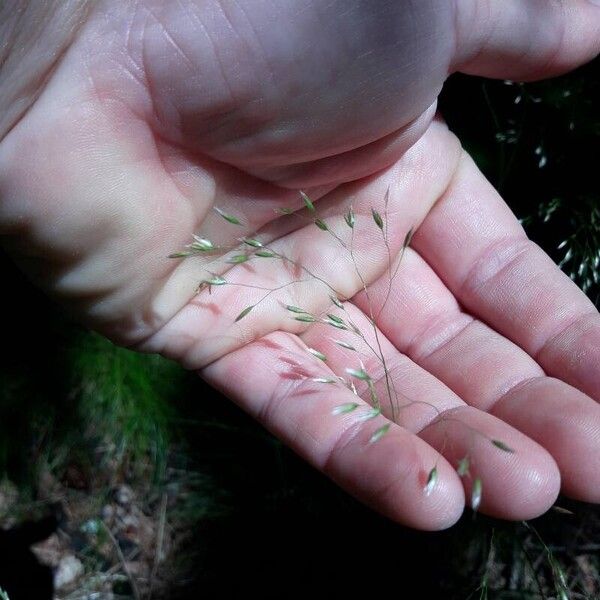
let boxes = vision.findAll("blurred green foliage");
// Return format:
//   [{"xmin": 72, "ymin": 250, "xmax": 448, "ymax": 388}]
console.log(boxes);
[{"xmin": 68, "ymin": 333, "xmax": 180, "ymax": 480}]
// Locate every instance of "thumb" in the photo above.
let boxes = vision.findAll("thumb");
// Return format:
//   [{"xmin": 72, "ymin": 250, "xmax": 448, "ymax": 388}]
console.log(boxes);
[{"xmin": 452, "ymin": 0, "xmax": 600, "ymax": 80}]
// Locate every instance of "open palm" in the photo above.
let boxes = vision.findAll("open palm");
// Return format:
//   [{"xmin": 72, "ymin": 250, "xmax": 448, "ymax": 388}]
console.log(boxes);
[{"xmin": 1, "ymin": 0, "xmax": 600, "ymax": 530}]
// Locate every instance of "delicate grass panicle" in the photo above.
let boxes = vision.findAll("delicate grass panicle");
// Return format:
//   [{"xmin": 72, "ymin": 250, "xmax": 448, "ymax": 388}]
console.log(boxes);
[
  {"xmin": 170, "ymin": 193, "xmax": 515, "ymax": 507},
  {"xmin": 523, "ymin": 522, "xmax": 571, "ymax": 600}
]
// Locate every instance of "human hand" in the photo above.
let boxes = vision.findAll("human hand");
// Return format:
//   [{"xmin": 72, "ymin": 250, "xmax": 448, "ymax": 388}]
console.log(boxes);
[{"xmin": 1, "ymin": 0, "xmax": 599, "ymax": 529}]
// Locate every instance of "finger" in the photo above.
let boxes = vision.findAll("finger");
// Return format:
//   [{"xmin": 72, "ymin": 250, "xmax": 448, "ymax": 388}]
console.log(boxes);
[
  {"xmin": 300, "ymin": 302, "xmax": 561, "ymax": 519},
  {"xmin": 356, "ymin": 247, "xmax": 600, "ymax": 502},
  {"xmin": 493, "ymin": 378, "xmax": 600, "ymax": 502},
  {"xmin": 453, "ymin": 0, "xmax": 600, "ymax": 80},
  {"xmin": 201, "ymin": 330, "xmax": 465, "ymax": 530},
  {"xmin": 412, "ymin": 151, "xmax": 600, "ymax": 403}
]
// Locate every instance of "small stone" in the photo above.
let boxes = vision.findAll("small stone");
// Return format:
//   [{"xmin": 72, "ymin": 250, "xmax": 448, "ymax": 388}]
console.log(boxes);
[
  {"xmin": 121, "ymin": 514, "xmax": 140, "ymax": 530},
  {"xmin": 31, "ymin": 533, "xmax": 62, "ymax": 568},
  {"xmin": 114, "ymin": 485, "xmax": 134, "ymax": 506},
  {"xmin": 101, "ymin": 504, "xmax": 115, "ymax": 521},
  {"xmin": 81, "ymin": 518, "xmax": 101, "ymax": 535},
  {"xmin": 54, "ymin": 554, "xmax": 84, "ymax": 590}
]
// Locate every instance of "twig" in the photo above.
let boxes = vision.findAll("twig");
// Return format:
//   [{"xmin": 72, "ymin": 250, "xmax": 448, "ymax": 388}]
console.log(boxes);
[
  {"xmin": 148, "ymin": 492, "xmax": 168, "ymax": 600},
  {"xmin": 101, "ymin": 521, "xmax": 141, "ymax": 600}
]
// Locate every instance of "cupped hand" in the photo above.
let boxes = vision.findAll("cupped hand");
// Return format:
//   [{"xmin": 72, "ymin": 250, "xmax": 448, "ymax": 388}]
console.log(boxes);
[{"xmin": 1, "ymin": 0, "xmax": 600, "ymax": 530}]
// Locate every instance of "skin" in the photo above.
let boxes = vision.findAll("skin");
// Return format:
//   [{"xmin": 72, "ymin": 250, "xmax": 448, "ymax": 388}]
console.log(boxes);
[{"xmin": 1, "ymin": 0, "xmax": 600, "ymax": 530}]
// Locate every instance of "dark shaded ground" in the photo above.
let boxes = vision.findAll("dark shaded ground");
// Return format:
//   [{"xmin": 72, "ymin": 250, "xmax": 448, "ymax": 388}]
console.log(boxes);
[{"xmin": 0, "ymin": 517, "xmax": 55, "ymax": 600}]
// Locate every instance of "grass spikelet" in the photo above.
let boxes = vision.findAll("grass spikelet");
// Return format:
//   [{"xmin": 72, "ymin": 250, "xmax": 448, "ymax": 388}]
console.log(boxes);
[
  {"xmin": 235, "ymin": 305, "xmax": 255, "ymax": 322},
  {"xmin": 226, "ymin": 254, "xmax": 250, "ymax": 264},
  {"xmin": 307, "ymin": 348, "xmax": 327, "ymax": 362},
  {"xmin": 345, "ymin": 367, "xmax": 371, "ymax": 381},
  {"xmin": 312, "ymin": 377, "xmax": 337, "ymax": 384},
  {"xmin": 300, "ymin": 191, "xmax": 316, "ymax": 212},
  {"xmin": 344, "ymin": 207, "xmax": 355, "ymax": 229},
  {"xmin": 326, "ymin": 314, "xmax": 344, "ymax": 325},
  {"xmin": 361, "ymin": 407, "xmax": 381, "ymax": 420},
  {"xmin": 323, "ymin": 318, "xmax": 347, "ymax": 330},
  {"xmin": 471, "ymin": 477, "xmax": 483, "ymax": 511},
  {"xmin": 367, "ymin": 379, "xmax": 379, "ymax": 408},
  {"xmin": 491, "ymin": 439, "xmax": 515, "ymax": 453},
  {"xmin": 204, "ymin": 275, "xmax": 227, "ymax": 286},
  {"xmin": 425, "ymin": 467, "xmax": 438, "ymax": 496},
  {"xmin": 552, "ymin": 505, "xmax": 575, "ymax": 516},
  {"xmin": 332, "ymin": 402, "xmax": 359, "ymax": 415},
  {"xmin": 314, "ymin": 218, "xmax": 328, "ymax": 231},
  {"xmin": 371, "ymin": 208, "xmax": 384, "ymax": 230},
  {"xmin": 169, "ymin": 235, "xmax": 215, "ymax": 258},
  {"xmin": 286, "ymin": 305, "xmax": 307, "ymax": 313},
  {"xmin": 243, "ymin": 238, "xmax": 263, "ymax": 248},
  {"xmin": 214, "ymin": 206, "xmax": 242, "ymax": 225},
  {"xmin": 370, "ymin": 423, "xmax": 390, "ymax": 444},
  {"xmin": 191, "ymin": 235, "xmax": 215, "ymax": 250},
  {"xmin": 457, "ymin": 456, "xmax": 470, "ymax": 477},
  {"xmin": 333, "ymin": 339, "xmax": 356, "ymax": 351},
  {"xmin": 294, "ymin": 314, "xmax": 317, "ymax": 323},
  {"xmin": 329, "ymin": 294, "xmax": 344, "ymax": 309},
  {"xmin": 255, "ymin": 250, "xmax": 275, "ymax": 258}
]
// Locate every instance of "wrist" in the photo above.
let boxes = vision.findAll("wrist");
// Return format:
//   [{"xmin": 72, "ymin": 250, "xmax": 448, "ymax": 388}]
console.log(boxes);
[{"xmin": 0, "ymin": 0, "xmax": 92, "ymax": 142}]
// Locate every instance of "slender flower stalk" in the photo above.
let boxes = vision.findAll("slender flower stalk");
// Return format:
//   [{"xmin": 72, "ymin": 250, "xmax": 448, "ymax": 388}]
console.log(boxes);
[{"xmin": 169, "ymin": 197, "xmax": 515, "ymax": 501}]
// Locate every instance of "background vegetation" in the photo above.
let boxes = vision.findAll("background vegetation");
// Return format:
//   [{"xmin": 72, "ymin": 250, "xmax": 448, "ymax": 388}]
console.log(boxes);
[{"xmin": 0, "ymin": 58, "xmax": 598, "ymax": 599}]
